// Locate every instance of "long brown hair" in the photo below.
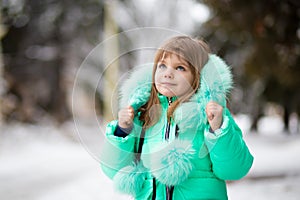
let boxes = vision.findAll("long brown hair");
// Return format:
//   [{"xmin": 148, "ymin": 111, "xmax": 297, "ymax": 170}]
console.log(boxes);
[{"xmin": 139, "ymin": 36, "xmax": 210, "ymax": 128}]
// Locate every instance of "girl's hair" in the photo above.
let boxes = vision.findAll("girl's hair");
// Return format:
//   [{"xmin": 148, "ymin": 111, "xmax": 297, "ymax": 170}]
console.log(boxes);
[{"xmin": 139, "ymin": 36, "xmax": 210, "ymax": 128}]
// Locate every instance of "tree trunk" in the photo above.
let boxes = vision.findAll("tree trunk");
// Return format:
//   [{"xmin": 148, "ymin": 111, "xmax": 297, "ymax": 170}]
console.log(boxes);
[
  {"xmin": 0, "ymin": 12, "xmax": 7, "ymax": 124},
  {"xmin": 103, "ymin": 1, "xmax": 119, "ymax": 122},
  {"xmin": 283, "ymin": 104, "xmax": 291, "ymax": 134}
]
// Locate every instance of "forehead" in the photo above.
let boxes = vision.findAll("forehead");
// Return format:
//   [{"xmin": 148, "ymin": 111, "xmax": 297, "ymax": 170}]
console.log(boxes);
[{"xmin": 159, "ymin": 51, "xmax": 189, "ymax": 65}]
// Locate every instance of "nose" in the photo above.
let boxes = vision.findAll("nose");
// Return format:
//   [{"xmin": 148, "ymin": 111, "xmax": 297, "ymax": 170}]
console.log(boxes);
[{"xmin": 163, "ymin": 68, "xmax": 174, "ymax": 79}]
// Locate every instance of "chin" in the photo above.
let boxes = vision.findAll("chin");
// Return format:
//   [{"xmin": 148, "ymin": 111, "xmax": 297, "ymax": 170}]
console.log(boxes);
[
  {"xmin": 159, "ymin": 90, "xmax": 175, "ymax": 97},
  {"xmin": 157, "ymin": 86, "xmax": 176, "ymax": 97}
]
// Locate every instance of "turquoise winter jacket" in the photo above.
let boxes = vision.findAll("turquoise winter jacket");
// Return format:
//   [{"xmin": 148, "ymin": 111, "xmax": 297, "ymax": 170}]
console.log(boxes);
[{"xmin": 100, "ymin": 55, "xmax": 254, "ymax": 200}]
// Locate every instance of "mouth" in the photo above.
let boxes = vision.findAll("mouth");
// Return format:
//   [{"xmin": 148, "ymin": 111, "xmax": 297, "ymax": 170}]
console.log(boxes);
[{"xmin": 159, "ymin": 82, "xmax": 176, "ymax": 86}]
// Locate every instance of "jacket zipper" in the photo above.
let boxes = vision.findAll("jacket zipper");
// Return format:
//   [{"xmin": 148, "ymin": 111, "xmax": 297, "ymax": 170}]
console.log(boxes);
[
  {"xmin": 165, "ymin": 97, "xmax": 174, "ymax": 200},
  {"xmin": 166, "ymin": 186, "xmax": 174, "ymax": 200},
  {"xmin": 165, "ymin": 97, "xmax": 172, "ymax": 140},
  {"xmin": 152, "ymin": 98, "xmax": 177, "ymax": 200},
  {"xmin": 153, "ymin": 97, "xmax": 175, "ymax": 200}
]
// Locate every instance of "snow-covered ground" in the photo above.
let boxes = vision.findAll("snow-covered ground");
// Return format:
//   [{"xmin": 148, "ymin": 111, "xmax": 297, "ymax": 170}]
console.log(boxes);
[
  {"xmin": 0, "ymin": 115, "xmax": 299, "ymax": 200},
  {"xmin": 0, "ymin": 121, "xmax": 130, "ymax": 200}
]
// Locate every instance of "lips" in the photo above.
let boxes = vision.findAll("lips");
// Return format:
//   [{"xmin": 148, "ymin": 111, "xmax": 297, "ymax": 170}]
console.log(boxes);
[{"xmin": 160, "ymin": 82, "xmax": 176, "ymax": 86}]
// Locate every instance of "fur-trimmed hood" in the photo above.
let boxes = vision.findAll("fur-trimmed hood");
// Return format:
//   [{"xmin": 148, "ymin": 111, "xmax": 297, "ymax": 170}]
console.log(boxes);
[
  {"xmin": 114, "ymin": 54, "xmax": 233, "ymax": 196},
  {"xmin": 119, "ymin": 54, "xmax": 232, "ymax": 115}
]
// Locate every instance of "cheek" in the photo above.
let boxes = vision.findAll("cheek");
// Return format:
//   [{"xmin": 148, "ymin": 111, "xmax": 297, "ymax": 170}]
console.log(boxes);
[
  {"xmin": 178, "ymin": 75, "xmax": 194, "ymax": 91},
  {"xmin": 154, "ymin": 70, "xmax": 162, "ymax": 82},
  {"xmin": 179, "ymin": 74, "xmax": 193, "ymax": 85},
  {"xmin": 154, "ymin": 71, "xmax": 159, "ymax": 83},
  {"xmin": 185, "ymin": 73, "xmax": 194, "ymax": 86}
]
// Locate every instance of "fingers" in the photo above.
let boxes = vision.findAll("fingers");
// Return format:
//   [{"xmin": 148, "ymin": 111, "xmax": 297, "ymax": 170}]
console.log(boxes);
[
  {"xmin": 128, "ymin": 106, "xmax": 134, "ymax": 118},
  {"xmin": 207, "ymin": 112, "xmax": 214, "ymax": 121},
  {"xmin": 125, "ymin": 106, "xmax": 134, "ymax": 124},
  {"xmin": 206, "ymin": 101, "xmax": 223, "ymax": 131},
  {"xmin": 206, "ymin": 102, "xmax": 221, "ymax": 119},
  {"xmin": 118, "ymin": 106, "xmax": 134, "ymax": 128}
]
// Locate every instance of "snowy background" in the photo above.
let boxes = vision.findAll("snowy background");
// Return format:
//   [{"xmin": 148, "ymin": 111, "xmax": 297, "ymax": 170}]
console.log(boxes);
[
  {"xmin": 1, "ymin": 114, "xmax": 300, "ymax": 200},
  {"xmin": 1, "ymin": 1, "xmax": 299, "ymax": 199}
]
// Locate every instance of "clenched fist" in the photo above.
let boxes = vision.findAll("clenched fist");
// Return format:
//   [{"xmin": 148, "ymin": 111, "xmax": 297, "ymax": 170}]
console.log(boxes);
[
  {"xmin": 205, "ymin": 101, "xmax": 223, "ymax": 132},
  {"xmin": 118, "ymin": 106, "xmax": 134, "ymax": 129}
]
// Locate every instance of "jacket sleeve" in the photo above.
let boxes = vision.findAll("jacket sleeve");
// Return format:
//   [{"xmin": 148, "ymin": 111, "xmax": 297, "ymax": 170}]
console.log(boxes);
[
  {"xmin": 204, "ymin": 108, "xmax": 254, "ymax": 180},
  {"xmin": 100, "ymin": 119, "xmax": 138, "ymax": 179}
]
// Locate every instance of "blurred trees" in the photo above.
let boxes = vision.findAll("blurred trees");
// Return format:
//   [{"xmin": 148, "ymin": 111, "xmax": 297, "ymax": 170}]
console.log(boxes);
[
  {"xmin": 1, "ymin": 0, "xmax": 104, "ymax": 123},
  {"xmin": 200, "ymin": 0, "xmax": 300, "ymax": 132},
  {"xmin": 1, "ymin": 0, "xmax": 299, "ymax": 133},
  {"xmin": 1, "ymin": 0, "xmax": 207, "ymax": 124}
]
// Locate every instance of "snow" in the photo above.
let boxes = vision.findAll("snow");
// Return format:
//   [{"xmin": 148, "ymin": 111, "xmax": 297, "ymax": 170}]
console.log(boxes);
[
  {"xmin": 228, "ymin": 114, "xmax": 300, "ymax": 200},
  {"xmin": 0, "ymin": 115, "xmax": 299, "ymax": 200},
  {"xmin": 0, "ymin": 122, "xmax": 130, "ymax": 200}
]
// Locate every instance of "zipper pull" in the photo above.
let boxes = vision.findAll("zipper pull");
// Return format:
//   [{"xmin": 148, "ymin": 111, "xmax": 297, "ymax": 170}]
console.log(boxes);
[
  {"xmin": 168, "ymin": 97, "xmax": 172, "ymax": 106},
  {"xmin": 165, "ymin": 97, "xmax": 172, "ymax": 141}
]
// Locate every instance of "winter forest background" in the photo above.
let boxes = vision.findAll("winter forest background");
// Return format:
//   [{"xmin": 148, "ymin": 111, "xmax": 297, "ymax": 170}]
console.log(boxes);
[{"xmin": 1, "ymin": 0, "xmax": 300, "ymax": 199}]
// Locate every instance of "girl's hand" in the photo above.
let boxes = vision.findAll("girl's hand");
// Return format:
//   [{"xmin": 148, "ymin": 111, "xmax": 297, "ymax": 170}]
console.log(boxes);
[
  {"xmin": 205, "ymin": 101, "xmax": 223, "ymax": 132},
  {"xmin": 118, "ymin": 106, "xmax": 134, "ymax": 129}
]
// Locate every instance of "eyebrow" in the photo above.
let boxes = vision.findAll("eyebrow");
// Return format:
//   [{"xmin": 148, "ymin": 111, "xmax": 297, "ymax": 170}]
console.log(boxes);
[
  {"xmin": 159, "ymin": 52, "xmax": 190, "ymax": 67},
  {"xmin": 158, "ymin": 60, "xmax": 189, "ymax": 67},
  {"xmin": 176, "ymin": 60, "xmax": 189, "ymax": 66}
]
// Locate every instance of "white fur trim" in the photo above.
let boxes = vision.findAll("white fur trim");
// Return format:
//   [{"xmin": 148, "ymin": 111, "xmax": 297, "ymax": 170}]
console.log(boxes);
[
  {"xmin": 113, "ymin": 162, "xmax": 148, "ymax": 196},
  {"xmin": 119, "ymin": 63, "xmax": 153, "ymax": 111},
  {"xmin": 150, "ymin": 139, "xmax": 196, "ymax": 186}
]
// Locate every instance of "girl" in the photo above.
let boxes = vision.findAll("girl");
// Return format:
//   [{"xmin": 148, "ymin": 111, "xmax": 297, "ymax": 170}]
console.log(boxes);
[{"xmin": 100, "ymin": 36, "xmax": 253, "ymax": 200}]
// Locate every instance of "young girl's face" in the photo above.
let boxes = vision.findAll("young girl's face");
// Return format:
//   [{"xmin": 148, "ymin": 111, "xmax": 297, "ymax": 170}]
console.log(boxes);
[{"xmin": 154, "ymin": 53, "xmax": 194, "ymax": 98}]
